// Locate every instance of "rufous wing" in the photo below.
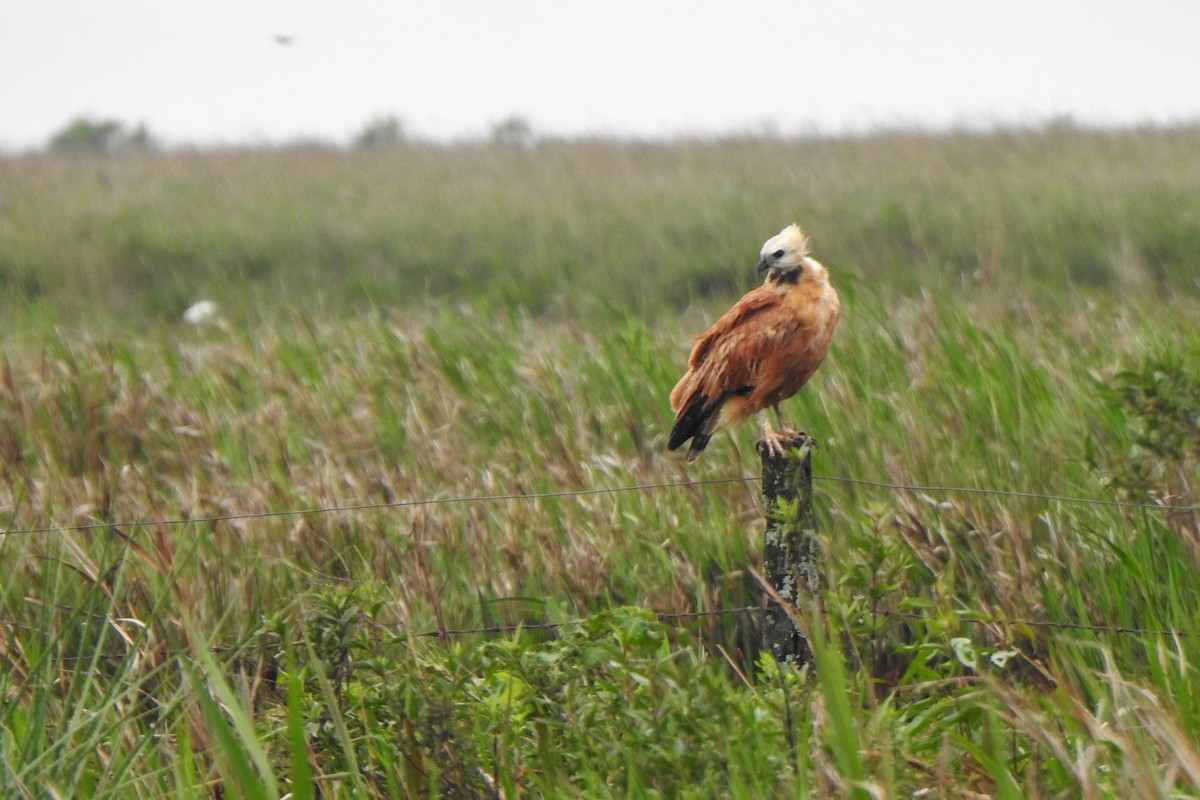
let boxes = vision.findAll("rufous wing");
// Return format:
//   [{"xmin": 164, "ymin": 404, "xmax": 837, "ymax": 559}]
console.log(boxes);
[{"xmin": 670, "ymin": 287, "xmax": 820, "ymax": 459}]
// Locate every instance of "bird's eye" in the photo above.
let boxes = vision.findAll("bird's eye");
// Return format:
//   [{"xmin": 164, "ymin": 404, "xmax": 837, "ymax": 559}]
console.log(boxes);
[{"xmin": 772, "ymin": 249, "xmax": 785, "ymax": 259}]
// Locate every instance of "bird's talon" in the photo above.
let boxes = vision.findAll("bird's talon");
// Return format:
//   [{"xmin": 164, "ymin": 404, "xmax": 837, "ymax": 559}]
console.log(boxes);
[
  {"xmin": 756, "ymin": 430, "xmax": 820, "ymax": 461},
  {"xmin": 757, "ymin": 431, "xmax": 795, "ymax": 460}
]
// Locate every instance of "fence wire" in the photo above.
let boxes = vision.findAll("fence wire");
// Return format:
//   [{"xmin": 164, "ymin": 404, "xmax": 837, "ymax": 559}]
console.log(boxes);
[
  {"xmin": 3, "ymin": 469, "xmax": 1196, "ymax": 665},
  {"xmin": 5, "ymin": 604, "xmax": 1196, "ymax": 669},
  {"xmin": 410, "ymin": 607, "xmax": 1200, "ymax": 640},
  {"xmin": 816, "ymin": 475, "xmax": 1199, "ymax": 512},
  {"xmin": 2, "ymin": 472, "xmax": 1195, "ymax": 538}
]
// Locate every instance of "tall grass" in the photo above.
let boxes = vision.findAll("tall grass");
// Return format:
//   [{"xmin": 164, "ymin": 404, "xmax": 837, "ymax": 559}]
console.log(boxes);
[
  {"xmin": 2, "ymin": 129, "xmax": 1200, "ymax": 796},
  {"xmin": 2, "ymin": 126, "xmax": 1199, "ymax": 327}
]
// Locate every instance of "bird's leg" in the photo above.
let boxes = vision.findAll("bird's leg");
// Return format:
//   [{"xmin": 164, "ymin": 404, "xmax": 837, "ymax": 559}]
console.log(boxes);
[
  {"xmin": 760, "ymin": 404, "xmax": 816, "ymax": 458},
  {"xmin": 757, "ymin": 410, "xmax": 791, "ymax": 460},
  {"xmin": 772, "ymin": 403, "xmax": 796, "ymax": 437}
]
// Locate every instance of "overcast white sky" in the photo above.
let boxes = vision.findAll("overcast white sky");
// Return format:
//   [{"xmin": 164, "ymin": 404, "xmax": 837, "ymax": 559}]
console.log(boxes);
[{"xmin": 3, "ymin": 1, "xmax": 1199, "ymax": 149}]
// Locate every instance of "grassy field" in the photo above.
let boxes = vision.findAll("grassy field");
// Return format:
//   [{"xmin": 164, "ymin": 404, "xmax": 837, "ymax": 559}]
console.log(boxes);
[{"xmin": 2, "ymin": 127, "xmax": 1200, "ymax": 797}]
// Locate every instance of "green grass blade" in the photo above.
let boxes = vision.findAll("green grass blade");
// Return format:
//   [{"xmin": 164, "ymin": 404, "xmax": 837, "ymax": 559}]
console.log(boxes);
[{"xmin": 190, "ymin": 649, "xmax": 279, "ymax": 800}]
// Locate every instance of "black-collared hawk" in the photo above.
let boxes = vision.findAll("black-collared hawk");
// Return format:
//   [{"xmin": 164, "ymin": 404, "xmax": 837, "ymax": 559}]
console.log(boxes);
[{"xmin": 669, "ymin": 224, "xmax": 841, "ymax": 461}]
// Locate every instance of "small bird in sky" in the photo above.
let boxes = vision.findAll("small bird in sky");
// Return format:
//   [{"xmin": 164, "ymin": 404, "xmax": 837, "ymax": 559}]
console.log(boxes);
[{"xmin": 669, "ymin": 224, "xmax": 841, "ymax": 461}]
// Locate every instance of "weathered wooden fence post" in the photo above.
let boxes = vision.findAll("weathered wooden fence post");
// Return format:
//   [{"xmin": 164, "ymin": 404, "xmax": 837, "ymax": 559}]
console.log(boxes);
[{"xmin": 758, "ymin": 433, "xmax": 819, "ymax": 668}]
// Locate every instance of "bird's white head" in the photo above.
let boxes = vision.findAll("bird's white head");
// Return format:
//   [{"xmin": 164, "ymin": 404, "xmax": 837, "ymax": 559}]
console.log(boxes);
[{"xmin": 757, "ymin": 224, "xmax": 825, "ymax": 284}]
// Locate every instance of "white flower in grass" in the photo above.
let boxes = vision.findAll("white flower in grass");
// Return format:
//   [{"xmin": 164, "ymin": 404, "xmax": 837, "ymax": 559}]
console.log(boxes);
[
  {"xmin": 182, "ymin": 300, "xmax": 220, "ymax": 325},
  {"xmin": 989, "ymin": 649, "xmax": 1018, "ymax": 669},
  {"xmin": 950, "ymin": 637, "xmax": 978, "ymax": 670}
]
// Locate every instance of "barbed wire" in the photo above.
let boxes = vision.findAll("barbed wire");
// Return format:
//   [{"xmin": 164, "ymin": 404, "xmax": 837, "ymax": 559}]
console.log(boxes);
[
  {"xmin": 816, "ymin": 475, "xmax": 1198, "ymax": 512},
  {"xmin": 411, "ymin": 605, "xmax": 764, "ymax": 639},
  {"xmin": 877, "ymin": 610, "xmax": 1193, "ymax": 638},
  {"xmin": 2, "ymin": 472, "xmax": 1194, "ymax": 539},
  {"xmin": 2, "ymin": 605, "xmax": 766, "ymax": 664},
  {"xmin": 0, "ymin": 476, "xmax": 758, "ymax": 537},
  {"xmin": 393, "ymin": 608, "xmax": 1200, "ymax": 641},
  {"xmin": 6, "ymin": 604, "xmax": 1195, "ymax": 668}
]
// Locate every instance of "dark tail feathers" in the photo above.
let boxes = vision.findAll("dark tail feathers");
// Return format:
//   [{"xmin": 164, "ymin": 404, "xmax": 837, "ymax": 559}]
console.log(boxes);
[{"xmin": 669, "ymin": 395, "xmax": 722, "ymax": 462}]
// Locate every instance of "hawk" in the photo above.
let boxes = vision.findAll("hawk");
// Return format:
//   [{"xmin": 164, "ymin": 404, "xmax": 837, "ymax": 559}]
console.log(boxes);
[{"xmin": 668, "ymin": 224, "xmax": 841, "ymax": 461}]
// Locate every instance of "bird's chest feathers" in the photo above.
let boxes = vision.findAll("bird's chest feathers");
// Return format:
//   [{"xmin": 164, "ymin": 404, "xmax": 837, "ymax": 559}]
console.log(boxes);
[
  {"xmin": 780, "ymin": 281, "xmax": 839, "ymax": 342},
  {"xmin": 756, "ymin": 282, "xmax": 838, "ymax": 389}
]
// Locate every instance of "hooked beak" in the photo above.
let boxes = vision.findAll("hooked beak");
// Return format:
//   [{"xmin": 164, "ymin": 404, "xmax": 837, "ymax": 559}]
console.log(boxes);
[{"xmin": 756, "ymin": 258, "xmax": 770, "ymax": 275}]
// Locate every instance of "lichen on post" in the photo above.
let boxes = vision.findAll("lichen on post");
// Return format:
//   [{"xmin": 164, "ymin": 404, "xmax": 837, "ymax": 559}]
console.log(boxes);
[{"xmin": 758, "ymin": 433, "xmax": 819, "ymax": 668}]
